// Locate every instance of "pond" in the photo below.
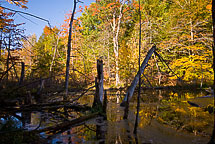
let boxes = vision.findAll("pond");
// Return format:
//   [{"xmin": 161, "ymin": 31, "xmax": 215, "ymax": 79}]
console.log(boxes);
[{"xmin": 0, "ymin": 89, "xmax": 214, "ymax": 144}]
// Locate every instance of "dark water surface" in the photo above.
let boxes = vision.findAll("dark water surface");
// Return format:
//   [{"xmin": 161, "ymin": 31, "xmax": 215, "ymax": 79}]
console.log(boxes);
[{"xmin": 2, "ymin": 89, "xmax": 214, "ymax": 144}]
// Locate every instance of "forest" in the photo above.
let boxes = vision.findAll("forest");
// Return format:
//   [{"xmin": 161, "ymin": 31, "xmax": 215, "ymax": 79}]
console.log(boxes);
[{"xmin": 0, "ymin": 0, "xmax": 215, "ymax": 143}]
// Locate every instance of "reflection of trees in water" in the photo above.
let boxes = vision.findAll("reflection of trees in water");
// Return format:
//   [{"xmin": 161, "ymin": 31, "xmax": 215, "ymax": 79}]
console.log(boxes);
[
  {"xmin": 15, "ymin": 89, "xmax": 213, "ymax": 143},
  {"xmin": 96, "ymin": 117, "xmax": 106, "ymax": 143}
]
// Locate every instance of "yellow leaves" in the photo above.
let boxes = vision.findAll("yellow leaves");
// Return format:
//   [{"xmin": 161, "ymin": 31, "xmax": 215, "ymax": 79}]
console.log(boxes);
[
  {"xmin": 175, "ymin": 108, "xmax": 186, "ymax": 114},
  {"xmin": 184, "ymin": 45, "xmax": 204, "ymax": 51},
  {"xmin": 185, "ymin": 93, "xmax": 194, "ymax": 99},
  {"xmin": 170, "ymin": 44, "xmax": 213, "ymax": 82}
]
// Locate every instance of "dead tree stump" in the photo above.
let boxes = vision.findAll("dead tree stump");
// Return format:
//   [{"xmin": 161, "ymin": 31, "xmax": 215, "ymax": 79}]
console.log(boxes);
[{"xmin": 93, "ymin": 59, "xmax": 104, "ymax": 108}]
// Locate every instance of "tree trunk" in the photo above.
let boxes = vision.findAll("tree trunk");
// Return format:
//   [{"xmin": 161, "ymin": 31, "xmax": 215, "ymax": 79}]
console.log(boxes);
[
  {"xmin": 121, "ymin": 46, "xmax": 156, "ymax": 106},
  {"xmin": 93, "ymin": 59, "xmax": 104, "ymax": 107},
  {"xmin": 50, "ymin": 36, "xmax": 59, "ymax": 75},
  {"xmin": 112, "ymin": 0, "xmax": 125, "ymax": 86},
  {"xmin": 19, "ymin": 62, "xmax": 25, "ymax": 85},
  {"xmin": 65, "ymin": 0, "xmax": 77, "ymax": 100}
]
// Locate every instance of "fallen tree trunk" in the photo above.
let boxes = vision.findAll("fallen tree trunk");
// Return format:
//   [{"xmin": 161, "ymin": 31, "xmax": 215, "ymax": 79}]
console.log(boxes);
[
  {"xmin": 0, "ymin": 103, "xmax": 91, "ymax": 113},
  {"xmin": 33, "ymin": 112, "xmax": 99, "ymax": 134},
  {"xmin": 121, "ymin": 45, "xmax": 156, "ymax": 106}
]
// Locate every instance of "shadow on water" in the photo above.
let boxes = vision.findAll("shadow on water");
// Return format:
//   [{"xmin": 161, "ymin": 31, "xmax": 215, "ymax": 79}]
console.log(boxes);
[{"xmin": 1, "ymin": 89, "xmax": 214, "ymax": 143}]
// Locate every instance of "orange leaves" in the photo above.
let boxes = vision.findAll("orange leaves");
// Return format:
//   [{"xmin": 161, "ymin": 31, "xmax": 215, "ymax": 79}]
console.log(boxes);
[
  {"xmin": 6, "ymin": 0, "xmax": 28, "ymax": 9},
  {"xmin": 106, "ymin": 2, "xmax": 121, "ymax": 11},
  {"xmin": 206, "ymin": 4, "xmax": 212, "ymax": 10},
  {"xmin": 43, "ymin": 26, "xmax": 59, "ymax": 35},
  {"xmin": 21, "ymin": 5, "xmax": 28, "ymax": 9},
  {"xmin": 43, "ymin": 26, "xmax": 52, "ymax": 35},
  {"xmin": 106, "ymin": 3, "xmax": 115, "ymax": 8},
  {"xmin": 87, "ymin": 3, "xmax": 100, "ymax": 16}
]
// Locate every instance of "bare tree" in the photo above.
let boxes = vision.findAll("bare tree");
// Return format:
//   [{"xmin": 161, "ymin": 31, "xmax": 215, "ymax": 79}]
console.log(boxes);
[
  {"xmin": 112, "ymin": 0, "xmax": 125, "ymax": 86},
  {"xmin": 65, "ymin": 0, "xmax": 77, "ymax": 100}
]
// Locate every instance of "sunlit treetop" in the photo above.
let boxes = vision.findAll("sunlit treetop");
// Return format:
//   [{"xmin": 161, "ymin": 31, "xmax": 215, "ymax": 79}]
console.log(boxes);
[{"xmin": 43, "ymin": 25, "xmax": 60, "ymax": 36}]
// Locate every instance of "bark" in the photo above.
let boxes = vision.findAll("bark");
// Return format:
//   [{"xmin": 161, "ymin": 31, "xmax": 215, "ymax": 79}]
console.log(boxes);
[
  {"xmin": 112, "ymin": 0, "xmax": 125, "ymax": 86},
  {"xmin": 97, "ymin": 59, "xmax": 104, "ymax": 103},
  {"xmin": 121, "ymin": 46, "xmax": 156, "ymax": 106},
  {"xmin": 65, "ymin": 0, "xmax": 77, "ymax": 100},
  {"xmin": 93, "ymin": 59, "xmax": 104, "ymax": 106}
]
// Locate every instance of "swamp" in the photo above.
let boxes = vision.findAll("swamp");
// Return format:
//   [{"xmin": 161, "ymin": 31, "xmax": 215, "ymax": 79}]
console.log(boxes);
[{"xmin": 0, "ymin": 0, "xmax": 215, "ymax": 144}]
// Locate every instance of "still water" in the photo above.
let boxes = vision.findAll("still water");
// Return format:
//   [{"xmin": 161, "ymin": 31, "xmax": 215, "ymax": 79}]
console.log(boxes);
[{"xmin": 9, "ymin": 89, "xmax": 215, "ymax": 143}]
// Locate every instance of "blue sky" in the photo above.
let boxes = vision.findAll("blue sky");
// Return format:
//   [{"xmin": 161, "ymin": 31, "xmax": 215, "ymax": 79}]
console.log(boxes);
[{"xmin": 2, "ymin": 0, "xmax": 95, "ymax": 38}]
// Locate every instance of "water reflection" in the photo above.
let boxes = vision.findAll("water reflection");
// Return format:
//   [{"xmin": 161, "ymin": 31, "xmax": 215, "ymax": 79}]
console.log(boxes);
[
  {"xmin": 1, "ymin": 89, "xmax": 213, "ymax": 143},
  {"xmin": 47, "ymin": 90, "xmax": 214, "ymax": 143}
]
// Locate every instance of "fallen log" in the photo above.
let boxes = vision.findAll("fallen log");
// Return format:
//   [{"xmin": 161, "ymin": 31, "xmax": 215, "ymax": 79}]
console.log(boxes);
[
  {"xmin": 33, "ymin": 112, "xmax": 99, "ymax": 134},
  {"xmin": 121, "ymin": 45, "xmax": 156, "ymax": 106},
  {"xmin": 0, "ymin": 103, "xmax": 91, "ymax": 113}
]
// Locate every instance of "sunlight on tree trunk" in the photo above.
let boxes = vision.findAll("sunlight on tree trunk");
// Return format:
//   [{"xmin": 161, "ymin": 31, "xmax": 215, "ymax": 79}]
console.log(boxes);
[{"xmin": 112, "ymin": 0, "xmax": 125, "ymax": 86}]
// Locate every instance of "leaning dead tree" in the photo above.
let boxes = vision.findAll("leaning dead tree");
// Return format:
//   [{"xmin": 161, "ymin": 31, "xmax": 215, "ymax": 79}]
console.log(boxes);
[
  {"xmin": 121, "ymin": 45, "xmax": 156, "ymax": 106},
  {"xmin": 65, "ymin": 0, "xmax": 77, "ymax": 100}
]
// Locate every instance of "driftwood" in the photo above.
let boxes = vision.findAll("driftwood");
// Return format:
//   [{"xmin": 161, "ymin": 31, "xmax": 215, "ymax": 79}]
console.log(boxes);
[
  {"xmin": 121, "ymin": 45, "xmax": 156, "ymax": 106},
  {"xmin": 33, "ymin": 112, "xmax": 99, "ymax": 134}
]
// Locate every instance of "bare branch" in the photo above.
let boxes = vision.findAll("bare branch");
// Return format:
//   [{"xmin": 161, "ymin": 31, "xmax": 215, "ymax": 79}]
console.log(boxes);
[{"xmin": 0, "ymin": 6, "xmax": 52, "ymax": 28}]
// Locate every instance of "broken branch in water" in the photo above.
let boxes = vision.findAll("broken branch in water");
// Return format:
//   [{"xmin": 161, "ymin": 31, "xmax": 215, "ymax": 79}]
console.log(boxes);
[{"xmin": 33, "ymin": 112, "xmax": 99, "ymax": 134}]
